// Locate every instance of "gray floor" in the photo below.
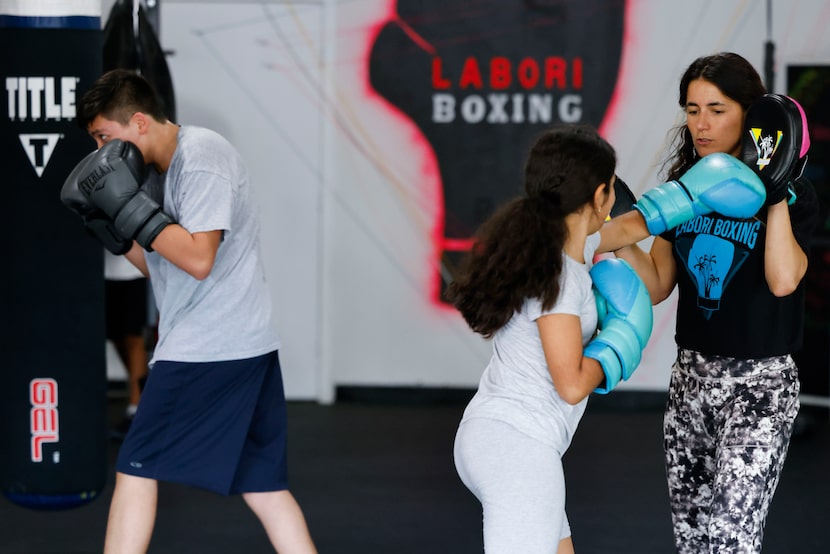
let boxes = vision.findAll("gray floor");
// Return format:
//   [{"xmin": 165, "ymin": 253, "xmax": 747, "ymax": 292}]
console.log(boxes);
[{"xmin": 1, "ymin": 393, "xmax": 828, "ymax": 553}]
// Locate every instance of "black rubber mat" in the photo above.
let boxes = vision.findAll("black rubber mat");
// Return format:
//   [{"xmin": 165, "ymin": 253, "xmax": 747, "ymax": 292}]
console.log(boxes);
[{"xmin": 1, "ymin": 395, "xmax": 827, "ymax": 553}]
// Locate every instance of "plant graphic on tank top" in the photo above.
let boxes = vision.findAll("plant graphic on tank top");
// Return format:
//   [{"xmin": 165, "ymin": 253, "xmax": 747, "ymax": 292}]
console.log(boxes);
[{"xmin": 693, "ymin": 254, "xmax": 720, "ymax": 298}]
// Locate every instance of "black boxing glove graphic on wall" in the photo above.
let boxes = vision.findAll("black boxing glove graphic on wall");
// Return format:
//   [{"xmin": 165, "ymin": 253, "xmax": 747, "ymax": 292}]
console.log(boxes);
[{"xmin": 369, "ymin": 0, "xmax": 625, "ymax": 301}]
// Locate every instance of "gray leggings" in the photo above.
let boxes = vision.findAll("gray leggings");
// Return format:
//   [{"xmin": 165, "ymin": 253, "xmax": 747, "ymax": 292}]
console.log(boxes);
[
  {"xmin": 664, "ymin": 349, "xmax": 799, "ymax": 554},
  {"xmin": 454, "ymin": 418, "xmax": 570, "ymax": 553}
]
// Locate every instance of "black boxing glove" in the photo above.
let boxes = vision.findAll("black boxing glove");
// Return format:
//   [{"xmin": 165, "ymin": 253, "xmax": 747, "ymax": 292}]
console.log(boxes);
[
  {"xmin": 72, "ymin": 139, "xmax": 173, "ymax": 250},
  {"xmin": 610, "ymin": 175, "xmax": 638, "ymax": 218},
  {"xmin": 61, "ymin": 152, "xmax": 133, "ymax": 254},
  {"xmin": 84, "ymin": 214, "xmax": 133, "ymax": 255}
]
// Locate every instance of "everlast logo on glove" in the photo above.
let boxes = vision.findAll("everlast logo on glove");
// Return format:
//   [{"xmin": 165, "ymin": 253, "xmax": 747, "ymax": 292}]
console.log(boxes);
[
  {"xmin": 79, "ymin": 162, "xmax": 116, "ymax": 195},
  {"xmin": 368, "ymin": 0, "xmax": 625, "ymax": 302}
]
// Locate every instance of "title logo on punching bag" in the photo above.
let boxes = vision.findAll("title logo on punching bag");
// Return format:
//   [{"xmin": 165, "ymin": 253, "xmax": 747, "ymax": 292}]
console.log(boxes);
[
  {"xmin": 30, "ymin": 378, "xmax": 59, "ymax": 463},
  {"xmin": 5, "ymin": 76, "xmax": 78, "ymax": 178}
]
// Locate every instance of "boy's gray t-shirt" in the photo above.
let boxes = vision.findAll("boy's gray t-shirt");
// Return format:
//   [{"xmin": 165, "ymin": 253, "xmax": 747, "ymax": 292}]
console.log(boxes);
[
  {"xmin": 143, "ymin": 126, "xmax": 280, "ymax": 365},
  {"xmin": 460, "ymin": 232, "xmax": 601, "ymax": 453}
]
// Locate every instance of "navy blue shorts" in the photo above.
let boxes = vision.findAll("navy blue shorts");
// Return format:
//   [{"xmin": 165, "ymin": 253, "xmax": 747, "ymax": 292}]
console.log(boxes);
[{"xmin": 116, "ymin": 350, "xmax": 288, "ymax": 495}]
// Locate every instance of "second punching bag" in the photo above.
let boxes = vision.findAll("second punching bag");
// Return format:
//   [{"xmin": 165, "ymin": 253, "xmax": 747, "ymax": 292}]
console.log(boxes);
[{"xmin": 0, "ymin": 0, "xmax": 107, "ymax": 509}]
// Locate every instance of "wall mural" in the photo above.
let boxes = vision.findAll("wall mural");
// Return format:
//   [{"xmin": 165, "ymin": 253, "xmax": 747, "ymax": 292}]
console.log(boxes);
[{"xmin": 368, "ymin": 0, "xmax": 627, "ymax": 302}]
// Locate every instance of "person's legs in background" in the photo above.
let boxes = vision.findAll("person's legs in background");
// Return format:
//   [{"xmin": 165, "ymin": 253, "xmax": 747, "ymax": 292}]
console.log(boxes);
[{"xmin": 106, "ymin": 277, "xmax": 150, "ymax": 439}]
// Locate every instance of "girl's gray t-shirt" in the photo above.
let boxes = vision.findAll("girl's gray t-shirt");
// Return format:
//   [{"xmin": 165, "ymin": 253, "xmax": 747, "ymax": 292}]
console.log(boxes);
[{"xmin": 460, "ymin": 232, "xmax": 601, "ymax": 453}]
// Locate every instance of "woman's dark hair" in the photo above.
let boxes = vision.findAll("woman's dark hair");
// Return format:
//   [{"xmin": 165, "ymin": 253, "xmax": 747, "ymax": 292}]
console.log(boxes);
[
  {"xmin": 77, "ymin": 68, "xmax": 169, "ymax": 129},
  {"xmin": 665, "ymin": 52, "xmax": 766, "ymax": 180},
  {"xmin": 445, "ymin": 124, "xmax": 616, "ymax": 338}
]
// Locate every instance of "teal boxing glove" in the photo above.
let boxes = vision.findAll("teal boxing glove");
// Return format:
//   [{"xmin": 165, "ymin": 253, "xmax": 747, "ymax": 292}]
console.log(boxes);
[
  {"xmin": 584, "ymin": 259, "xmax": 653, "ymax": 394},
  {"xmin": 635, "ymin": 152, "xmax": 766, "ymax": 235}
]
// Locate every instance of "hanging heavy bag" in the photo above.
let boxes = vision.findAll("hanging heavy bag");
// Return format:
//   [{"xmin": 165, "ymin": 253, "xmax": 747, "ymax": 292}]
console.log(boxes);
[{"xmin": 0, "ymin": 0, "xmax": 107, "ymax": 510}]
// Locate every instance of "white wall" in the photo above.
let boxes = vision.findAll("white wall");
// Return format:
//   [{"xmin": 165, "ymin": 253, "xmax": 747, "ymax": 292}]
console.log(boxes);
[{"xmin": 140, "ymin": 0, "xmax": 830, "ymax": 400}]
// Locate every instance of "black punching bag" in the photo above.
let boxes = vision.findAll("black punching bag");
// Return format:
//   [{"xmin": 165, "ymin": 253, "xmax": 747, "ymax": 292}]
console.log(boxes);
[
  {"xmin": 1, "ymin": 1, "xmax": 107, "ymax": 509},
  {"xmin": 103, "ymin": 0, "xmax": 177, "ymax": 121}
]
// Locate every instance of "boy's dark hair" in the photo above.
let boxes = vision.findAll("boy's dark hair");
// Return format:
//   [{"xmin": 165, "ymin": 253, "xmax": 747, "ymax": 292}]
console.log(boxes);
[{"xmin": 77, "ymin": 69, "xmax": 168, "ymax": 130}]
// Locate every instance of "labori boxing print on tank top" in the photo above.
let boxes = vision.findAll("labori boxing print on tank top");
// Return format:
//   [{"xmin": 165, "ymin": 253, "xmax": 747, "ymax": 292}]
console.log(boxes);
[{"xmin": 673, "ymin": 213, "xmax": 762, "ymax": 319}]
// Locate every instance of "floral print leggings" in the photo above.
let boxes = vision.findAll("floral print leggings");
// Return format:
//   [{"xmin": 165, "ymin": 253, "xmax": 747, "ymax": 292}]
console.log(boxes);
[{"xmin": 663, "ymin": 349, "xmax": 800, "ymax": 554}]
